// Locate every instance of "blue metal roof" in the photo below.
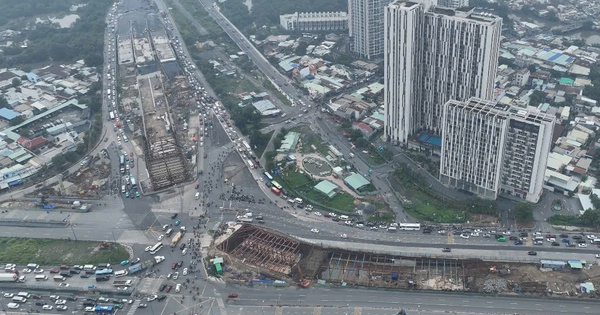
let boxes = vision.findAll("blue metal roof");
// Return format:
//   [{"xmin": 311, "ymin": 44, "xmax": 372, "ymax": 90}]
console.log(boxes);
[{"xmin": 0, "ymin": 107, "xmax": 20, "ymax": 120}]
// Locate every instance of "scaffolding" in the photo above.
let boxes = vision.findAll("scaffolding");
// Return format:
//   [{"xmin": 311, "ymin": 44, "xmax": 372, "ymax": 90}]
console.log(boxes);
[
  {"xmin": 145, "ymin": 135, "xmax": 190, "ymax": 190},
  {"xmin": 219, "ymin": 225, "xmax": 302, "ymax": 276}
]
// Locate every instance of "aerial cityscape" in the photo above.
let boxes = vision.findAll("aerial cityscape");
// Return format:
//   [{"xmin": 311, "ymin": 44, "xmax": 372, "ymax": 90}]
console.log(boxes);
[{"xmin": 0, "ymin": 0, "xmax": 600, "ymax": 314}]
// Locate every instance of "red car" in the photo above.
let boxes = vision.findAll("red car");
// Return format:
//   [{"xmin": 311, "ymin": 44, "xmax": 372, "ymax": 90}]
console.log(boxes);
[
  {"xmin": 49, "ymin": 269, "xmax": 60, "ymax": 273},
  {"xmin": 227, "ymin": 293, "xmax": 238, "ymax": 298},
  {"xmin": 59, "ymin": 265, "xmax": 70, "ymax": 270},
  {"xmin": 171, "ymin": 262, "xmax": 178, "ymax": 270},
  {"xmin": 165, "ymin": 285, "xmax": 173, "ymax": 293}
]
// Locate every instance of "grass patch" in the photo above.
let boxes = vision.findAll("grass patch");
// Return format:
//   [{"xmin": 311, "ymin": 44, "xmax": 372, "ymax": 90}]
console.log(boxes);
[
  {"xmin": 0, "ymin": 238, "xmax": 129, "ymax": 265},
  {"xmin": 263, "ymin": 80, "xmax": 292, "ymax": 106},
  {"xmin": 302, "ymin": 189, "xmax": 356, "ymax": 213},
  {"xmin": 254, "ymin": 130, "xmax": 273, "ymax": 158},
  {"xmin": 298, "ymin": 131, "xmax": 330, "ymax": 156}
]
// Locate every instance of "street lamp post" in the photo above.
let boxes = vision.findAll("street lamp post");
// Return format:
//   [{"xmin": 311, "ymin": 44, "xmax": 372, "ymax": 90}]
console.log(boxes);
[{"xmin": 70, "ymin": 222, "xmax": 78, "ymax": 241}]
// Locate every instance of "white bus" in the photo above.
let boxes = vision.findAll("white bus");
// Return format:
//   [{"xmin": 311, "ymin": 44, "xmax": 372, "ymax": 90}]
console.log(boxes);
[
  {"xmin": 109, "ymin": 111, "xmax": 115, "ymax": 120},
  {"xmin": 149, "ymin": 242, "xmax": 163, "ymax": 254},
  {"xmin": 242, "ymin": 140, "xmax": 251, "ymax": 152},
  {"xmin": 399, "ymin": 223, "xmax": 421, "ymax": 231}
]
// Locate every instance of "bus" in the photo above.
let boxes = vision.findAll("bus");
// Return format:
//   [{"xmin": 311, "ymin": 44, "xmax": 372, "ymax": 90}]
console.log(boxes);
[
  {"xmin": 95, "ymin": 305, "xmax": 114, "ymax": 313},
  {"xmin": 148, "ymin": 242, "xmax": 163, "ymax": 254},
  {"xmin": 130, "ymin": 175, "xmax": 137, "ymax": 188},
  {"xmin": 399, "ymin": 223, "xmax": 421, "ymax": 231},
  {"xmin": 263, "ymin": 172, "xmax": 273, "ymax": 182},
  {"xmin": 95, "ymin": 269, "xmax": 113, "ymax": 276},
  {"xmin": 271, "ymin": 181, "xmax": 282, "ymax": 190},
  {"xmin": 109, "ymin": 111, "xmax": 115, "ymax": 120},
  {"xmin": 242, "ymin": 140, "xmax": 251, "ymax": 151},
  {"xmin": 119, "ymin": 155, "xmax": 125, "ymax": 166}
]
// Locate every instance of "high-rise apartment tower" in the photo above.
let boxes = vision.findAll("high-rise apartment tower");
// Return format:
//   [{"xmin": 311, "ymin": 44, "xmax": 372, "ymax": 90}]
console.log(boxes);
[
  {"xmin": 384, "ymin": 1, "xmax": 502, "ymax": 144},
  {"xmin": 348, "ymin": 0, "xmax": 394, "ymax": 59}
]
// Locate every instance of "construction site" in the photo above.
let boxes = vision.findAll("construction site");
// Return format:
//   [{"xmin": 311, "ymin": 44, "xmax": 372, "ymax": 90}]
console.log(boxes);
[
  {"xmin": 213, "ymin": 225, "xmax": 600, "ymax": 298},
  {"xmin": 115, "ymin": 12, "xmax": 192, "ymax": 192}
]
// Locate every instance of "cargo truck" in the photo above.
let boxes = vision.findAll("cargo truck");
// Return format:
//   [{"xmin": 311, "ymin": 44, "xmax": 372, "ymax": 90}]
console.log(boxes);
[{"xmin": 0, "ymin": 273, "xmax": 18, "ymax": 282}]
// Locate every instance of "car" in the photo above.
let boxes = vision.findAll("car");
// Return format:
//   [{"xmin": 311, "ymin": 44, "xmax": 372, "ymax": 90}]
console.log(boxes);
[
  {"xmin": 514, "ymin": 241, "xmax": 523, "ymax": 245},
  {"xmin": 171, "ymin": 213, "xmax": 178, "ymax": 219},
  {"xmin": 562, "ymin": 238, "xmax": 570, "ymax": 243},
  {"xmin": 183, "ymin": 268, "xmax": 188, "ymax": 275},
  {"xmin": 509, "ymin": 236, "xmax": 518, "ymax": 241},
  {"xmin": 131, "ymin": 258, "xmax": 141, "ymax": 264},
  {"xmin": 460, "ymin": 234, "xmax": 470, "ymax": 239},
  {"xmin": 49, "ymin": 295, "xmax": 59, "ymax": 300},
  {"xmin": 3, "ymin": 293, "xmax": 14, "ymax": 298},
  {"xmin": 56, "ymin": 305, "xmax": 68, "ymax": 311},
  {"xmin": 162, "ymin": 224, "xmax": 169, "ymax": 231},
  {"xmin": 572, "ymin": 235, "xmax": 583, "ymax": 240},
  {"xmin": 578, "ymin": 243, "xmax": 588, "ymax": 248},
  {"xmin": 340, "ymin": 234, "xmax": 348, "ymax": 239},
  {"xmin": 159, "ymin": 284, "xmax": 167, "ymax": 292},
  {"xmin": 310, "ymin": 228, "xmax": 320, "ymax": 233},
  {"xmin": 596, "ymin": 254, "xmax": 600, "ymax": 258},
  {"xmin": 527, "ymin": 251, "xmax": 537, "ymax": 256},
  {"xmin": 497, "ymin": 236, "xmax": 506, "ymax": 242},
  {"xmin": 66, "ymin": 296, "xmax": 77, "ymax": 301},
  {"xmin": 36, "ymin": 302, "xmax": 45, "ymax": 306},
  {"xmin": 55, "ymin": 299, "xmax": 67, "ymax": 305},
  {"xmin": 147, "ymin": 295, "xmax": 157, "ymax": 302},
  {"xmin": 80, "ymin": 274, "xmax": 89, "ymax": 278},
  {"xmin": 145, "ymin": 246, "xmax": 152, "ymax": 252},
  {"xmin": 34, "ymin": 268, "xmax": 44, "ymax": 274},
  {"xmin": 157, "ymin": 295, "xmax": 167, "ymax": 301},
  {"xmin": 98, "ymin": 297, "xmax": 110, "ymax": 302},
  {"xmin": 69, "ymin": 270, "xmax": 80, "ymax": 274},
  {"xmin": 173, "ymin": 272, "xmax": 179, "ymax": 280},
  {"xmin": 551, "ymin": 242, "xmax": 560, "ymax": 246},
  {"xmin": 125, "ymin": 191, "xmax": 129, "ymax": 198},
  {"xmin": 228, "ymin": 293, "xmax": 238, "ymax": 298},
  {"xmin": 175, "ymin": 220, "xmax": 181, "ymax": 226},
  {"xmin": 120, "ymin": 260, "xmax": 129, "ymax": 266},
  {"xmin": 171, "ymin": 262, "xmax": 178, "ymax": 270},
  {"xmin": 43, "ymin": 305, "xmax": 53, "ymax": 310},
  {"xmin": 180, "ymin": 243, "xmax": 186, "ymax": 250},
  {"xmin": 482, "ymin": 233, "xmax": 491, "ymax": 238},
  {"xmin": 138, "ymin": 304, "xmax": 147, "ymax": 308},
  {"xmin": 73, "ymin": 265, "xmax": 84, "ymax": 270},
  {"xmin": 470, "ymin": 232, "xmax": 480, "ymax": 237},
  {"xmin": 32, "ymin": 295, "xmax": 42, "ymax": 299},
  {"xmin": 136, "ymin": 191, "xmax": 140, "ymax": 198},
  {"xmin": 165, "ymin": 285, "xmax": 173, "ymax": 293},
  {"xmin": 59, "ymin": 283, "xmax": 70, "ymax": 287},
  {"xmin": 175, "ymin": 284, "xmax": 182, "ymax": 293},
  {"xmin": 442, "ymin": 248, "xmax": 451, "ymax": 252},
  {"xmin": 559, "ymin": 234, "xmax": 569, "ymax": 238},
  {"xmin": 313, "ymin": 211, "xmax": 322, "ymax": 216},
  {"xmin": 22, "ymin": 268, "xmax": 32, "ymax": 273}
]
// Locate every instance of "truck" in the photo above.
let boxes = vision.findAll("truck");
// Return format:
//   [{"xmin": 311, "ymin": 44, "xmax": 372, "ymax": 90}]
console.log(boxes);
[
  {"xmin": 112, "ymin": 279, "xmax": 133, "ymax": 287},
  {"xmin": 127, "ymin": 256, "xmax": 164, "ymax": 275},
  {"xmin": 238, "ymin": 217, "xmax": 253, "ymax": 223},
  {"xmin": 171, "ymin": 231, "xmax": 183, "ymax": 247},
  {"xmin": 0, "ymin": 273, "xmax": 18, "ymax": 282}
]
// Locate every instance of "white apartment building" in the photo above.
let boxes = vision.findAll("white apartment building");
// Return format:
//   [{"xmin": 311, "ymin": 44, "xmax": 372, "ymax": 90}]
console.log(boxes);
[
  {"xmin": 438, "ymin": 0, "xmax": 469, "ymax": 9},
  {"xmin": 348, "ymin": 0, "xmax": 394, "ymax": 59},
  {"xmin": 440, "ymin": 98, "xmax": 510, "ymax": 199},
  {"xmin": 384, "ymin": 2, "xmax": 502, "ymax": 144},
  {"xmin": 279, "ymin": 12, "xmax": 349, "ymax": 32},
  {"xmin": 440, "ymin": 97, "xmax": 555, "ymax": 203}
]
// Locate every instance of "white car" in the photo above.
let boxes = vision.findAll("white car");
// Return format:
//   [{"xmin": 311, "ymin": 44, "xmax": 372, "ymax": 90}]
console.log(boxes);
[
  {"xmin": 595, "ymin": 254, "xmax": 600, "ymax": 258},
  {"xmin": 43, "ymin": 305, "xmax": 54, "ymax": 310},
  {"xmin": 578, "ymin": 243, "xmax": 588, "ymax": 248},
  {"xmin": 175, "ymin": 283, "xmax": 182, "ymax": 293},
  {"xmin": 313, "ymin": 211, "xmax": 322, "ymax": 216},
  {"xmin": 158, "ymin": 234, "xmax": 164, "ymax": 241},
  {"xmin": 4, "ymin": 264, "xmax": 15, "ymax": 269},
  {"xmin": 56, "ymin": 305, "xmax": 68, "ymax": 311},
  {"xmin": 502, "ymin": 231, "xmax": 511, "ymax": 235},
  {"xmin": 328, "ymin": 213, "xmax": 337, "ymax": 217},
  {"xmin": 98, "ymin": 297, "xmax": 109, "ymax": 302},
  {"xmin": 340, "ymin": 234, "xmax": 348, "ymax": 239},
  {"xmin": 146, "ymin": 295, "xmax": 157, "ymax": 302},
  {"xmin": 59, "ymin": 283, "xmax": 70, "ymax": 287},
  {"xmin": 470, "ymin": 232, "xmax": 480, "ymax": 237},
  {"xmin": 145, "ymin": 246, "xmax": 152, "ymax": 252},
  {"xmin": 22, "ymin": 268, "xmax": 32, "ymax": 273},
  {"xmin": 34, "ymin": 268, "xmax": 44, "ymax": 274},
  {"xmin": 183, "ymin": 268, "xmax": 188, "ymax": 276},
  {"xmin": 460, "ymin": 234, "xmax": 470, "ymax": 239},
  {"xmin": 55, "ymin": 299, "xmax": 67, "ymax": 305},
  {"xmin": 3, "ymin": 293, "xmax": 14, "ymax": 298},
  {"xmin": 172, "ymin": 272, "xmax": 179, "ymax": 280},
  {"xmin": 310, "ymin": 228, "xmax": 320, "ymax": 234}
]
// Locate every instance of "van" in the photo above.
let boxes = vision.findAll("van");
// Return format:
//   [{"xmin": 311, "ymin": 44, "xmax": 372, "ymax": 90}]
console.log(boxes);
[
  {"xmin": 12, "ymin": 296, "xmax": 26, "ymax": 303},
  {"xmin": 53, "ymin": 276, "xmax": 66, "ymax": 282},
  {"xmin": 26, "ymin": 263, "xmax": 39, "ymax": 269},
  {"xmin": 83, "ymin": 265, "xmax": 96, "ymax": 271},
  {"xmin": 97, "ymin": 263, "xmax": 111, "ymax": 269},
  {"xmin": 35, "ymin": 275, "xmax": 48, "ymax": 281},
  {"xmin": 17, "ymin": 292, "xmax": 31, "ymax": 299},
  {"xmin": 388, "ymin": 226, "xmax": 397, "ymax": 232},
  {"xmin": 165, "ymin": 228, "xmax": 173, "ymax": 237},
  {"xmin": 114, "ymin": 270, "xmax": 128, "ymax": 278},
  {"xmin": 339, "ymin": 215, "xmax": 349, "ymax": 221},
  {"xmin": 195, "ymin": 192, "xmax": 200, "ymax": 200}
]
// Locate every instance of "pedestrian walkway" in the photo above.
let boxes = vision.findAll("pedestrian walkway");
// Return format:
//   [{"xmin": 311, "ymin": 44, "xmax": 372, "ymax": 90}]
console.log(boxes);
[
  {"xmin": 126, "ymin": 299, "xmax": 141, "ymax": 315},
  {"xmin": 137, "ymin": 276, "xmax": 165, "ymax": 294}
]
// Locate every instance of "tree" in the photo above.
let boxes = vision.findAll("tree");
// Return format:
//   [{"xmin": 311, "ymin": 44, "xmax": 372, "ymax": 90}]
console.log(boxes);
[
  {"xmin": 529, "ymin": 90, "xmax": 547, "ymax": 106},
  {"xmin": 295, "ymin": 41, "xmax": 309, "ymax": 56},
  {"xmin": 11, "ymin": 78, "xmax": 21, "ymax": 88},
  {"xmin": 514, "ymin": 202, "xmax": 534, "ymax": 223},
  {"xmin": 9, "ymin": 116, "xmax": 24, "ymax": 126},
  {"xmin": 0, "ymin": 96, "xmax": 8, "ymax": 108}
]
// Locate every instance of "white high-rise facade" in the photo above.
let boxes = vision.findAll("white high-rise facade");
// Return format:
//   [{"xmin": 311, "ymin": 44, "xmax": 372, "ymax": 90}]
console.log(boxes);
[
  {"xmin": 384, "ymin": 2, "xmax": 502, "ymax": 144},
  {"xmin": 440, "ymin": 98, "xmax": 555, "ymax": 203},
  {"xmin": 438, "ymin": 0, "xmax": 469, "ymax": 9},
  {"xmin": 348, "ymin": 0, "xmax": 394, "ymax": 59}
]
